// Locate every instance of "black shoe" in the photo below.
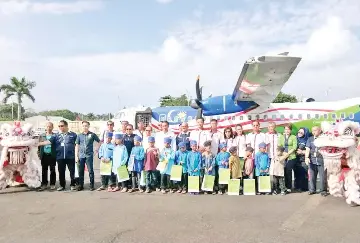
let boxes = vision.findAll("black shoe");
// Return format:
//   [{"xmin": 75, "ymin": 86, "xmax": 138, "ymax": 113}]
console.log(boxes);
[
  {"xmin": 321, "ymin": 192, "xmax": 328, "ymax": 197},
  {"xmin": 89, "ymin": 187, "xmax": 95, "ymax": 191},
  {"xmin": 308, "ymin": 191, "xmax": 316, "ymax": 195},
  {"xmin": 77, "ymin": 186, "xmax": 84, "ymax": 191}
]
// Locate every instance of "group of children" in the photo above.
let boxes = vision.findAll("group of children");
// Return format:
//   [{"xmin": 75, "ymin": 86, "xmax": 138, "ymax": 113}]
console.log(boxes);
[{"xmin": 97, "ymin": 132, "xmax": 289, "ymax": 195}]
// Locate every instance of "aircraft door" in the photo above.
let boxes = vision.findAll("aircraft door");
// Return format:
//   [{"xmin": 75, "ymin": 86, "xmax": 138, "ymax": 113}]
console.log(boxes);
[{"xmin": 135, "ymin": 107, "xmax": 152, "ymax": 128}]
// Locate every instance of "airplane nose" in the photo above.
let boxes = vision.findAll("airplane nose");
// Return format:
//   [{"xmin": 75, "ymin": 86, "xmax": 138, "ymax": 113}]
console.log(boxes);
[{"xmin": 190, "ymin": 99, "xmax": 200, "ymax": 109}]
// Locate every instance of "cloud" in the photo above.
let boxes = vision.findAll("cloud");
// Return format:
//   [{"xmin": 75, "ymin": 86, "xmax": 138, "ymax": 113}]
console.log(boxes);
[
  {"xmin": 0, "ymin": 0, "xmax": 103, "ymax": 15},
  {"xmin": 156, "ymin": 0, "xmax": 173, "ymax": 4},
  {"xmin": 0, "ymin": 0, "xmax": 360, "ymax": 114}
]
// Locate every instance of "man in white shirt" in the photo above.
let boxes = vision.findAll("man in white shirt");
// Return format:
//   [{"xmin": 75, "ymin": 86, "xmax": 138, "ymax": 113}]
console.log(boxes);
[
  {"xmin": 155, "ymin": 121, "xmax": 176, "ymax": 151},
  {"xmin": 189, "ymin": 117, "xmax": 209, "ymax": 152},
  {"xmin": 246, "ymin": 120, "xmax": 267, "ymax": 155},
  {"xmin": 134, "ymin": 121, "xmax": 146, "ymax": 139},
  {"xmin": 99, "ymin": 120, "xmax": 115, "ymax": 143},
  {"xmin": 265, "ymin": 121, "xmax": 278, "ymax": 160},
  {"xmin": 207, "ymin": 119, "xmax": 223, "ymax": 156},
  {"xmin": 142, "ymin": 126, "xmax": 153, "ymax": 151}
]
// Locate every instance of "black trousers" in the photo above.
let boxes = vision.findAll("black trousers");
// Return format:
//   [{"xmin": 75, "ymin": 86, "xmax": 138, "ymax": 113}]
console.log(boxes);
[
  {"xmin": 284, "ymin": 159, "xmax": 296, "ymax": 190},
  {"xmin": 57, "ymin": 159, "xmax": 76, "ymax": 188},
  {"xmin": 41, "ymin": 154, "xmax": 56, "ymax": 186}
]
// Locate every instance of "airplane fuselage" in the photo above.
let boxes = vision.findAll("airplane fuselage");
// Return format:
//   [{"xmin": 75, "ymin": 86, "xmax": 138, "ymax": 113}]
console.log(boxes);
[{"xmin": 199, "ymin": 95, "xmax": 258, "ymax": 116}]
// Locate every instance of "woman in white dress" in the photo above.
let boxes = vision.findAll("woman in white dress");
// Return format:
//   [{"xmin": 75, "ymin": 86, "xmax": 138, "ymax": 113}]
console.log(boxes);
[{"xmin": 233, "ymin": 124, "xmax": 247, "ymax": 170}]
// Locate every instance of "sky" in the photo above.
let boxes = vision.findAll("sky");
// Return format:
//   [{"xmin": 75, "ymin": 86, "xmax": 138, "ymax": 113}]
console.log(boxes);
[{"xmin": 0, "ymin": 0, "xmax": 360, "ymax": 114}]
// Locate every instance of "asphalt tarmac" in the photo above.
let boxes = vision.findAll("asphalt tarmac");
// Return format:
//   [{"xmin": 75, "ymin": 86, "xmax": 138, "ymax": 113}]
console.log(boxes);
[
  {"xmin": 1, "ymin": 169, "xmax": 360, "ymax": 243},
  {"xmin": 1, "ymin": 148, "xmax": 360, "ymax": 243}
]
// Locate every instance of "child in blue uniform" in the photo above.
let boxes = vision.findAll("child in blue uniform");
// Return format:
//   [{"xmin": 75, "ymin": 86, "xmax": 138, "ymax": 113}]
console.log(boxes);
[
  {"xmin": 175, "ymin": 142, "xmax": 188, "ymax": 194},
  {"xmin": 255, "ymin": 142, "xmax": 270, "ymax": 195},
  {"xmin": 160, "ymin": 137, "xmax": 176, "ymax": 194},
  {"xmin": 216, "ymin": 142, "xmax": 230, "ymax": 194},
  {"xmin": 187, "ymin": 140, "xmax": 202, "ymax": 195},
  {"xmin": 129, "ymin": 135, "xmax": 145, "ymax": 193},
  {"xmin": 97, "ymin": 132, "xmax": 115, "ymax": 192},
  {"xmin": 202, "ymin": 140, "xmax": 216, "ymax": 194},
  {"xmin": 112, "ymin": 134, "xmax": 129, "ymax": 192}
]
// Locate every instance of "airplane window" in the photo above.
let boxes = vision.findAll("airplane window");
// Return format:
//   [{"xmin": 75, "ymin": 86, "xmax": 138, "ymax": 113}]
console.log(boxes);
[
  {"xmin": 255, "ymin": 115, "xmax": 260, "ymax": 120},
  {"xmin": 239, "ymin": 116, "xmax": 243, "ymax": 120},
  {"xmin": 272, "ymin": 114, "xmax": 276, "ymax": 120},
  {"xmin": 323, "ymin": 114, "xmax": 328, "ymax": 119},
  {"xmin": 298, "ymin": 114, "xmax": 303, "ymax": 120},
  {"xmin": 349, "ymin": 113, "xmax": 354, "ymax": 119},
  {"xmin": 341, "ymin": 113, "xmax": 346, "ymax": 119},
  {"xmin": 159, "ymin": 114, "xmax": 166, "ymax": 121},
  {"xmin": 248, "ymin": 115, "xmax": 252, "ymax": 120},
  {"xmin": 280, "ymin": 114, "xmax": 285, "ymax": 120},
  {"xmin": 315, "ymin": 114, "xmax": 320, "ymax": 119},
  {"xmin": 263, "ymin": 115, "xmax": 268, "ymax": 120},
  {"xmin": 331, "ymin": 113, "xmax": 337, "ymax": 119},
  {"xmin": 217, "ymin": 116, "xmax": 220, "ymax": 121},
  {"xmin": 232, "ymin": 116, "xmax": 235, "ymax": 120},
  {"xmin": 289, "ymin": 114, "xmax": 294, "ymax": 120},
  {"xmin": 307, "ymin": 114, "xmax": 311, "ymax": 119}
]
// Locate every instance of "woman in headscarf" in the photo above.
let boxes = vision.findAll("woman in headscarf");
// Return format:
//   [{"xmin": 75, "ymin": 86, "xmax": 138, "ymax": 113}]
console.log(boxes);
[{"xmin": 294, "ymin": 127, "xmax": 311, "ymax": 192}]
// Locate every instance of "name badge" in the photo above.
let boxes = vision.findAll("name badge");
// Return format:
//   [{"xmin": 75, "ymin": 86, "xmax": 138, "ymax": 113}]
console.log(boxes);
[
  {"xmin": 314, "ymin": 152, "xmax": 317, "ymax": 157},
  {"xmin": 61, "ymin": 142, "xmax": 65, "ymax": 146}
]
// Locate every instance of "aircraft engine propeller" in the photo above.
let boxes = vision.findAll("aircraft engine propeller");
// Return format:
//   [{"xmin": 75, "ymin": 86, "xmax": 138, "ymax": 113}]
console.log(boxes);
[{"xmin": 190, "ymin": 75, "xmax": 204, "ymax": 119}]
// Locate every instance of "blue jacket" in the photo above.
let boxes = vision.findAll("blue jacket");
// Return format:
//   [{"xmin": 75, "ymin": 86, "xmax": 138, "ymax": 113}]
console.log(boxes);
[
  {"xmin": 255, "ymin": 151, "xmax": 270, "ymax": 176},
  {"xmin": 49, "ymin": 132, "xmax": 77, "ymax": 160},
  {"xmin": 175, "ymin": 150, "xmax": 188, "ymax": 173},
  {"xmin": 187, "ymin": 151, "xmax": 202, "ymax": 176},
  {"xmin": 98, "ymin": 142, "xmax": 115, "ymax": 160},
  {"xmin": 160, "ymin": 147, "xmax": 176, "ymax": 175},
  {"xmin": 202, "ymin": 153, "xmax": 216, "ymax": 176},
  {"xmin": 215, "ymin": 151, "xmax": 230, "ymax": 169}
]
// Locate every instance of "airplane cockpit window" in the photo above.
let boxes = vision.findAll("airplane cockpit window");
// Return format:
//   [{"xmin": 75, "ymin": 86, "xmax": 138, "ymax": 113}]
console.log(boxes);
[
  {"xmin": 349, "ymin": 113, "xmax": 354, "ymax": 119},
  {"xmin": 272, "ymin": 114, "xmax": 276, "ymax": 120},
  {"xmin": 315, "ymin": 114, "xmax": 320, "ymax": 119},
  {"xmin": 248, "ymin": 115, "xmax": 252, "ymax": 120},
  {"xmin": 298, "ymin": 114, "xmax": 303, "ymax": 120},
  {"xmin": 341, "ymin": 113, "xmax": 346, "ymax": 119},
  {"xmin": 307, "ymin": 114, "xmax": 311, "ymax": 119},
  {"xmin": 323, "ymin": 114, "xmax": 328, "ymax": 119},
  {"xmin": 159, "ymin": 114, "xmax": 166, "ymax": 122},
  {"xmin": 331, "ymin": 113, "xmax": 337, "ymax": 119}
]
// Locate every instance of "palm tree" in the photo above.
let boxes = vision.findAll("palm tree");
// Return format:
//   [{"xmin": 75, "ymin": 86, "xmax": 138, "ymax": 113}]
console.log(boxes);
[{"xmin": 0, "ymin": 77, "xmax": 36, "ymax": 120}]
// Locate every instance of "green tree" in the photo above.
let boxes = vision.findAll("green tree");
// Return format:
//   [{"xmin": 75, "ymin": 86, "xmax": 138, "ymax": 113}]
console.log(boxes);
[
  {"xmin": 39, "ymin": 109, "xmax": 76, "ymax": 121},
  {"xmin": 0, "ymin": 77, "xmax": 36, "ymax": 120},
  {"xmin": 159, "ymin": 94, "xmax": 189, "ymax": 107},
  {"xmin": 273, "ymin": 92, "xmax": 298, "ymax": 103},
  {"xmin": 0, "ymin": 103, "xmax": 25, "ymax": 120}
]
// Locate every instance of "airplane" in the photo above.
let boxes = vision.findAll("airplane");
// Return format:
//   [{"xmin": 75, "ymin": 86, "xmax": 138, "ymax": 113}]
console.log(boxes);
[{"xmin": 112, "ymin": 52, "xmax": 360, "ymax": 134}]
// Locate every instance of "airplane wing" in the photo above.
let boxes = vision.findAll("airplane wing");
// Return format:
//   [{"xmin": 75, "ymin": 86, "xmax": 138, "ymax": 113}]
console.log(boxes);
[{"xmin": 232, "ymin": 53, "xmax": 302, "ymax": 108}]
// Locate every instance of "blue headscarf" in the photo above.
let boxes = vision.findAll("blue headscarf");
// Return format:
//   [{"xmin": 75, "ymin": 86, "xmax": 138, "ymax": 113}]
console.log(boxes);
[{"xmin": 297, "ymin": 127, "xmax": 310, "ymax": 146}]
